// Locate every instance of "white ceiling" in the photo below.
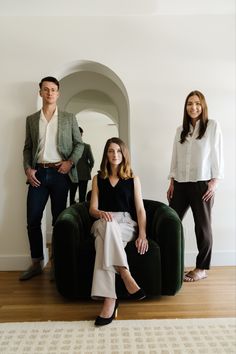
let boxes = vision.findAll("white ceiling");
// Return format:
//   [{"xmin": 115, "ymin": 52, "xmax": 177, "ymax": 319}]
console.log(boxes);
[{"xmin": 0, "ymin": 0, "xmax": 235, "ymax": 16}]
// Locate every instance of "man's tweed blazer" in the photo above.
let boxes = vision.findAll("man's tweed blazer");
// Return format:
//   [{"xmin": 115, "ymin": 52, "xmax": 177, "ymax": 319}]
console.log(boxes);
[{"xmin": 23, "ymin": 110, "xmax": 84, "ymax": 183}]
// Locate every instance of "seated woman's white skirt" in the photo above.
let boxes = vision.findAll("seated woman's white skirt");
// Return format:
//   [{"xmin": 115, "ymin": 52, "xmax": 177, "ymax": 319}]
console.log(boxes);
[{"xmin": 91, "ymin": 212, "xmax": 137, "ymax": 300}]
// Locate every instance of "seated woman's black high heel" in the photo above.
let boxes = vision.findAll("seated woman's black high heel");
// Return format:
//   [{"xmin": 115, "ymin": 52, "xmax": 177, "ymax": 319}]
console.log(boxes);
[
  {"xmin": 128, "ymin": 288, "xmax": 146, "ymax": 300},
  {"xmin": 95, "ymin": 300, "xmax": 119, "ymax": 326}
]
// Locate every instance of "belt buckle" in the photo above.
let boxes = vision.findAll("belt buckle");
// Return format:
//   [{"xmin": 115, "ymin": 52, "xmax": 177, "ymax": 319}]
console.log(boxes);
[{"xmin": 43, "ymin": 163, "xmax": 49, "ymax": 168}]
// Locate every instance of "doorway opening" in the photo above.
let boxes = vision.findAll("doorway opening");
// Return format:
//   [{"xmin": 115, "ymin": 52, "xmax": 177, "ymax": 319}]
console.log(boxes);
[{"xmin": 75, "ymin": 110, "xmax": 118, "ymax": 197}]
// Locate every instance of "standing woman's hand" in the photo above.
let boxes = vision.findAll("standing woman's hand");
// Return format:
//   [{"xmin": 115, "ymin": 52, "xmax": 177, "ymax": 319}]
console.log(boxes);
[
  {"xmin": 202, "ymin": 178, "xmax": 218, "ymax": 202},
  {"xmin": 167, "ymin": 178, "xmax": 174, "ymax": 203}
]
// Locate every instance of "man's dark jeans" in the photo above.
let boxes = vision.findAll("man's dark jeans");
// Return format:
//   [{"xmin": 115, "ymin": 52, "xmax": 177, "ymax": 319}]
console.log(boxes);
[{"xmin": 27, "ymin": 166, "xmax": 70, "ymax": 261}]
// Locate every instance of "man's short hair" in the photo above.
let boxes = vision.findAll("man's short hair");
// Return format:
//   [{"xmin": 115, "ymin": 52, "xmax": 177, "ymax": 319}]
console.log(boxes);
[{"xmin": 39, "ymin": 76, "xmax": 60, "ymax": 89}]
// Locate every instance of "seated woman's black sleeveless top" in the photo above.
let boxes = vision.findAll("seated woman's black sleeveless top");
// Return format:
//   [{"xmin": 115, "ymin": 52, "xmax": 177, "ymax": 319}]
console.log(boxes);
[{"xmin": 97, "ymin": 175, "xmax": 136, "ymax": 221}]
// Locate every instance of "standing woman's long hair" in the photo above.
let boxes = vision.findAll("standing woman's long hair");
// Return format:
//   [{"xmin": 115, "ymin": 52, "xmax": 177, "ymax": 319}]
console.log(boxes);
[
  {"xmin": 180, "ymin": 90, "xmax": 209, "ymax": 143},
  {"xmin": 99, "ymin": 137, "xmax": 133, "ymax": 179}
]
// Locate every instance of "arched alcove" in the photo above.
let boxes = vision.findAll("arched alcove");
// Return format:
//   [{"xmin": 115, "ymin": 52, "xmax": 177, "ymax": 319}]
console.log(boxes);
[
  {"xmin": 66, "ymin": 89, "xmax": 119, "ymax": 125},
  {"xmin": 56, "ymin": 60, "xmax": 130, "ymax": 145}
]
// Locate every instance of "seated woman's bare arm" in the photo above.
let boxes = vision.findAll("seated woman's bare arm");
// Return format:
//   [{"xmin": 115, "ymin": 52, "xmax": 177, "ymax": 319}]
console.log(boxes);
[{"xmin": 133, "ymin": 176, "xmax": 148, "ymax": 254}]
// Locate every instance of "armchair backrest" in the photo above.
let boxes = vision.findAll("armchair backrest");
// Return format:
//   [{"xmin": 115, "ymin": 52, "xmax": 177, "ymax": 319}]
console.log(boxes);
[{"xmin": 70, "ymin": 199, "xmax": 178, "ymax": 241}]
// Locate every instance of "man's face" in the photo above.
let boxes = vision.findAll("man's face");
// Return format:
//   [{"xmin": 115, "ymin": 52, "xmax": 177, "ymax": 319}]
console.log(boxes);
[{"xmin": 40, "ymin": 81, "xmax": 59, "ymax": 105}]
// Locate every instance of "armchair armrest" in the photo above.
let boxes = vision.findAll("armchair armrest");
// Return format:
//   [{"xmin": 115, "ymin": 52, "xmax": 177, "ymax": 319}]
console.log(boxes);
[
  {"xmin": 144, "ymin": 200, "xmax": 184, "ymax": 295},
  {"xmin": 53, "ymin": 202, "xmax": 94, "ymax": 298}
]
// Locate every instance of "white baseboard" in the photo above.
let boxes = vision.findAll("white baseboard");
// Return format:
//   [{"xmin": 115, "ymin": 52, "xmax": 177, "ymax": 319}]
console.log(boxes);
[
  {"xmin": 0, "ymin": 248, "xmax": 49, "ymax": 271},
  {"xmin": 0, "ymin": 250, "xmax": 235, "ymax": 271},
  {"xmin": 185, "ymin": 250, "xmax": 236, "ymax": 267}
]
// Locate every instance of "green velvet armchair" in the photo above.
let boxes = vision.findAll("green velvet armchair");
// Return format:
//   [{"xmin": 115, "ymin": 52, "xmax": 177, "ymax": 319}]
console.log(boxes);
[{"xmin": 53, "ymin": 199, "xmax": 184, "ymax": 299}]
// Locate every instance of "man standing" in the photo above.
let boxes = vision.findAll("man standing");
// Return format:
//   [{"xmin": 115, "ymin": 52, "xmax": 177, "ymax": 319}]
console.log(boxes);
[
  {"xmin": 20, "ymin": 76, "xmax": 84, "ymax": 280},
  {"xmin": 69, "ymin": 126, "xmax": 95, "ymax": 204}
]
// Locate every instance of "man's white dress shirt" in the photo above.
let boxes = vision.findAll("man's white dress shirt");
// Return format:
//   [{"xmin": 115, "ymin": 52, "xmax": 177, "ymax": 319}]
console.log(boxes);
[{"xmin": 37, "ymin": 108, "xmax": 62, "ymax": 163}]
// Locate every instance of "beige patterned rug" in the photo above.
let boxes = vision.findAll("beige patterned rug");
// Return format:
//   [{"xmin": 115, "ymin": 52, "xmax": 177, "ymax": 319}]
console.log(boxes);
[{"xmin": 0, "ymin": 317, "xmax": 235, "ymax": 354}]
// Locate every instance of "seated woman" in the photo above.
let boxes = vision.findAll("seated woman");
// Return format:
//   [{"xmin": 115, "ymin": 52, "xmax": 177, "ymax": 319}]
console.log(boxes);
[{"xmin": 89, "ymin": 137, "xmax": 148, "ymax": 326}]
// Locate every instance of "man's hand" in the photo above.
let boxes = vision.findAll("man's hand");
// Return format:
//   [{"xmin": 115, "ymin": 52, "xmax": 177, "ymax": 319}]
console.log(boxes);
[
  {"xmin": 26, "ymin": 168, "xmax": 41, "ymax": 187},
  {"xmin": 56, "ymin": 160, "xmax": 73, "ymax": 174}
]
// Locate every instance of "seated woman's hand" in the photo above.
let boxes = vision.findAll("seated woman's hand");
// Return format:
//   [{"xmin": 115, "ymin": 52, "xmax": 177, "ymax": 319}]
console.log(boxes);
[
  {"xmin": 135, "ymin": 235, "xmax": 148, "ymax": 255},
  {"xmin": 99, "ymin": 210, "xmax": 113, "ymax": 222}
]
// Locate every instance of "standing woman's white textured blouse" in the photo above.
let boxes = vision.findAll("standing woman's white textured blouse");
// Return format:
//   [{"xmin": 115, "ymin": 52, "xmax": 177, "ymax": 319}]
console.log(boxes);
[{"xmin": 168, "ymin": 119, "xmax": 224, "ymax": 182}]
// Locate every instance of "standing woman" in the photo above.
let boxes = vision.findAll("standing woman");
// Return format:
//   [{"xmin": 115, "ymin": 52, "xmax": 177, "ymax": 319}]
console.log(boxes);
[
  {"xmin": 167, "ymin": 90, "xmax": 224, "ymax": 282},
  {"xmin": 89, "ymin": 137, "xmax": 148, "ymax": 326}
]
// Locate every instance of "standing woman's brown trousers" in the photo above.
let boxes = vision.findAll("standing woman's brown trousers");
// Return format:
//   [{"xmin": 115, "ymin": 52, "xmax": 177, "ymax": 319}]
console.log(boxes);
[{"xmin": 169, "ymin": 181, "xmax": 214, "ymax": 269}]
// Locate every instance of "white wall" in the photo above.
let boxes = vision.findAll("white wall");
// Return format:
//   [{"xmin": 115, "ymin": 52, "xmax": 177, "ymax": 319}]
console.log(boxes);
[{"xmin": 0, "ymin": 7, "xmax": 235, "ymax": 269}]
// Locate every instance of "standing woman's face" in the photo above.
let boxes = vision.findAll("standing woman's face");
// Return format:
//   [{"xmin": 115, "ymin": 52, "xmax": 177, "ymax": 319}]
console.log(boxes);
[
  {"xmin": 107, "ymin": 143, "xmax": 123, "ymax": 166},
  {"xmin": 186, "ymin": 95, "xmax": 202, "ymax": 121}
]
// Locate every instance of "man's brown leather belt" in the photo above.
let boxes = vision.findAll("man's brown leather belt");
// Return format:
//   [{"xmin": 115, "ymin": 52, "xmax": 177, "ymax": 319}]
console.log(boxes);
[{"xmin": 37, "ymin": 162, "xmax": 61, "ymax": 169}]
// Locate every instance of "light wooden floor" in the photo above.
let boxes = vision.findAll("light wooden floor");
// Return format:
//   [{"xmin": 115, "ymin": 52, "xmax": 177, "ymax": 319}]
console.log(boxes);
[{"xmin": 0, "ymin": 266, "xmax": 235, "ymax": 322}]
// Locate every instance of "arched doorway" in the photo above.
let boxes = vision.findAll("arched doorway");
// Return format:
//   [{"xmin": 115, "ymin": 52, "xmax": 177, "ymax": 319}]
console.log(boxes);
[{"xmin": 65, "ymin": 88, "xmax": 120, "ymax": 194}]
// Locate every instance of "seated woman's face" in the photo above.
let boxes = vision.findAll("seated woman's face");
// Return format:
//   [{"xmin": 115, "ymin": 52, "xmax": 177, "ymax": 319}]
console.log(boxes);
[{"xmin": 107, "ymin": 143, "xmax": 123, "ymax": 166}]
